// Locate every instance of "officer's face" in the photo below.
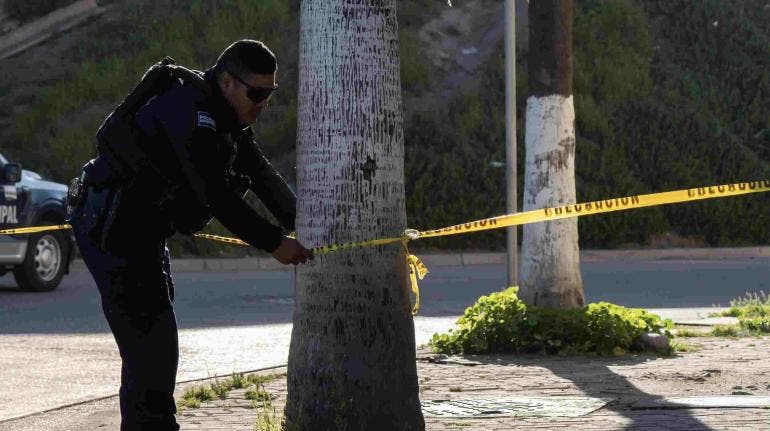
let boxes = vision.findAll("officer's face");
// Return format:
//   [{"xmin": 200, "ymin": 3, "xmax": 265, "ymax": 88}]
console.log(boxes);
[{"xmin": 223, "ymin": 71, "xmax": 276, "ymax": 125}]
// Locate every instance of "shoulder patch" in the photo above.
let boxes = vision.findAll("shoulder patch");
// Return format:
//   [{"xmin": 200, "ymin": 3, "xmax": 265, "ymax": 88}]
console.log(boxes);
[{"xmin": 197, "ymin": 111, "xmax": 217, "ymax": 131}]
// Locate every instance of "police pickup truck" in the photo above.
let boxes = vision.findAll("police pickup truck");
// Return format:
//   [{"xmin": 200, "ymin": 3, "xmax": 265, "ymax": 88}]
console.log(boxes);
[{"xmin": 0, "ymin": 152, "xmax": 73, "ymax": 291}]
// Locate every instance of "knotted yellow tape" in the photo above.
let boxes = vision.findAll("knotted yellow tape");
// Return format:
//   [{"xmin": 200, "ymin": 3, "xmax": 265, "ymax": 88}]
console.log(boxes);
[{"xmin": 406, "ymin": 250, "xmax": 428, "ymax": 315}]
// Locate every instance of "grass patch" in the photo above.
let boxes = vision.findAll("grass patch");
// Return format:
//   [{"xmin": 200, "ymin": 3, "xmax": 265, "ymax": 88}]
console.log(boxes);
[
  {"xmin": 178, "ymin": 372, "xmax": 285, "ymax": 429},
  {"xmin": 247, "ymin": 373, "xmax": 282, "ymax": 387},
  {"xmin": 738, "ymin": 318, "xmax": 770, "ymax": 333},
  {"xmin": 177, "ymin": 372, "xmax": 282, "ymax": 410},
  {"xmin": 721, "ymin": 292, "xmax": 770, "ymax": 318},
  {"xmin": 676, "ymin": 322, "xmax": 768, "ymax": 339},
  {"xmin": 673, "ymin": 327, "xmax": 709, "ymax": 337},
  {"xmin": 709, "ymin": 324, "xmax": 751, "ymax": 338},
  {"xmin": 230, "ymin": 372, "xmax": 247, "ymax": 389},
  {"xmin": 254, "ymin": 395, "xmax": 285, "ymax": 431},
  {"xmin": 669, "ymin": 340, "xmax": 698, "ymax": 353},
  {"xmin": 713, "ymin": 293, "xmax": 770, "ymax": 335},
  {"xmin": 178, "ymin": 386, "xmax": 216, "ymax": 409},
  {"xmin": 250, "ymin": 380, "xmax": 283, "ymax": 430},
  {"xmin": 210, "ymin": 379, "xmax": 230, "ymax": 400},
  {"xmin": 245, "ymin": 386, "xmax": 272, "ymax": 402}
]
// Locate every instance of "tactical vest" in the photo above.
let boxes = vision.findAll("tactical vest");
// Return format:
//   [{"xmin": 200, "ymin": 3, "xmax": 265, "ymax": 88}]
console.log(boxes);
[{"xmin": 95, "ymin": 57, "xmax": 217, "ymax": 234}]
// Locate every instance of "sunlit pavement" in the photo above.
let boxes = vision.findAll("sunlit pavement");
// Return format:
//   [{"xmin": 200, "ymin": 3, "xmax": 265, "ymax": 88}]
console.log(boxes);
[
  {"xmin": 177, "ymin": 316, "xmax": 458, "ymax": 380},
  {"xmin": 0, "ymin": 317, "xmax": 458, "ymax": 421}
]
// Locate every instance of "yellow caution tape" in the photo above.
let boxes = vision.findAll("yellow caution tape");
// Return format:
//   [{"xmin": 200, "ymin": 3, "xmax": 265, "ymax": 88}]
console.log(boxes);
[
  {"xmin": 294, "ymin": 181, "xmax": 768, "ymax": 313},
  {"xmin": 2, "ymin": 180, "xmax": 767, "ymax": 314},
  {"xmin": 8, "ymin": 181, "xmax": 765, "ymax": 242},
  {"xmin": 193, "ymin": 233, "xmax": 249, "ymax": 246},
  {"xmin": 0, "ymin": 224, "xmax": 71, "ymax": 235},
  {"xmin": 309, "ymin": 236, "xmax": 403, "ymax": 256},
  {"xmin": 419, "ymin": 180, "xmax": 770, "ymax": 239},
  {"xmin": 172, "ymin": 181, "xmax": 770, "ymax": 251}
]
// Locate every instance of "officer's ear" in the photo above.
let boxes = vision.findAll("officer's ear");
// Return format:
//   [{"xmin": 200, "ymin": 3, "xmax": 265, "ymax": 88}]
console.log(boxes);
[{"xmin": 217, "ymin": 71, "xmax": 237, "ymax": 94}]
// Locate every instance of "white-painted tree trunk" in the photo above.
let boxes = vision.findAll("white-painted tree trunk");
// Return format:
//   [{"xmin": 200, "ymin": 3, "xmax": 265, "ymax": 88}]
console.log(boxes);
[
  {"xmin": 286, "ymin": 1, "xmax": 424, "ymax": 429},
  {"xmin": 519, "ymin": 94, "xmax": 584, "ymax": 307}
]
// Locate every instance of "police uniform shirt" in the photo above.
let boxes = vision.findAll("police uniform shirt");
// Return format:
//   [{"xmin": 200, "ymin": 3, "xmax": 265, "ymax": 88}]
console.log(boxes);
[{"xmin": 133, "ymin": 68, "xmax": 295, "ymax": 252}]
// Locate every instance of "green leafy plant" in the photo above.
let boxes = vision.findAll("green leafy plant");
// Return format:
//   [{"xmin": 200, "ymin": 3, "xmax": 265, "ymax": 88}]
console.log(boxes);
[{"xmin": 430, "ymin": 287, "xmax": 673, "ymax": 356}]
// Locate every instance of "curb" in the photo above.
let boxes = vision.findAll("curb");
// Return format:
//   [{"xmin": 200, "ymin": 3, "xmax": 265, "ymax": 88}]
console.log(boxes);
[{"xmin": 0, "ymin": 363, "xmax": 288, "ymax": 425}]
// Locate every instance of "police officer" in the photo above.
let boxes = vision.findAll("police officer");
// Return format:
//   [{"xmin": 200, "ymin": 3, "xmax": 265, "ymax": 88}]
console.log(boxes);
[{"xmin": 68, "ymin": 40, "xmax": 312, "ymax": 430}]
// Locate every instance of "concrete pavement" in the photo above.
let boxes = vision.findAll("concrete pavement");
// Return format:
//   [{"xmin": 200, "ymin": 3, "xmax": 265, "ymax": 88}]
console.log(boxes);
[{"xmin": 5, "ymin": 307, "xmax": 768, "ymax": 431}]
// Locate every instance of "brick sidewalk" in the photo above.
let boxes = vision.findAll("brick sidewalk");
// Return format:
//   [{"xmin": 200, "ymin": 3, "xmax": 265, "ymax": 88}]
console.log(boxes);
[{"xmin": 175, "ymin": 337, "xmax": 770, "ymax": 430}]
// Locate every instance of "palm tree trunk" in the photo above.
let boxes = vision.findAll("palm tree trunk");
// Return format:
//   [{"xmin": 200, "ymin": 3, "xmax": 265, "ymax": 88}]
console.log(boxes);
[
  {"xmin": 519, "ymin": 0, "xmax": 584, "ymax": 308},
  {"xmin": 286, "ymin": 1, "xmax": 424, "ymax": 430}
]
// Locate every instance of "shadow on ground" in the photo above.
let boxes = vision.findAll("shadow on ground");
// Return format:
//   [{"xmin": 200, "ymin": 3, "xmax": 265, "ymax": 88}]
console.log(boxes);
[{"xmin": 468, "ymin": 353, "xmax": 714, "ymax": 430}]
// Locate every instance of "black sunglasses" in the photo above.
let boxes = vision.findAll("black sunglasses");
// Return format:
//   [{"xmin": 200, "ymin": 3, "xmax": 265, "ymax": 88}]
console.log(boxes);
[{"xmin": 229, "ymin": 70, "xmax": 277, "ymax": 104}]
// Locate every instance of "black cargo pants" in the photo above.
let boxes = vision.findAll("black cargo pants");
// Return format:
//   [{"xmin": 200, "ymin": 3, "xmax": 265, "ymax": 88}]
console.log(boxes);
[{"xmin": 70, "ymin": 184, "xmax": 180, "ymax": 431}]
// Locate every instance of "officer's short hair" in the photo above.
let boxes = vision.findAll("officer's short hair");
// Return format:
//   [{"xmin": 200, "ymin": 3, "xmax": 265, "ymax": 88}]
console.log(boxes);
[{"xmin": 215, "ymin": 39, "xmax": 277, "ymax": 78}]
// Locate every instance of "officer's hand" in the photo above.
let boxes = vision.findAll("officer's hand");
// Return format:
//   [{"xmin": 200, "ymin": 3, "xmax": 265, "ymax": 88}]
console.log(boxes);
[{"xmin": 271, "ymin": 237, "xmax": 314, "ymax": 265}]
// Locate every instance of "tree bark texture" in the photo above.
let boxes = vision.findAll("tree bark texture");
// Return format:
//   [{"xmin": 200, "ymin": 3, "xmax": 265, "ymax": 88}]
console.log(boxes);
[
  {"xmin": 528, "ymin": 0, "xmax": 572, "ymax": 96},
  {"xmin": 286, "ymin": 1, "xmax": 424, "ymax": 430},
  {"xmin": 519, "ymin": 0, "xmax": 584, "ymax": 308}
]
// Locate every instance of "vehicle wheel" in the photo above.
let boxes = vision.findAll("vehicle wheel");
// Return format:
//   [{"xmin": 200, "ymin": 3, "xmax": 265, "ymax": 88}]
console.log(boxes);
[{"xmin": 13, "ymin": 230, "xmax": 69, "ymax": 292}]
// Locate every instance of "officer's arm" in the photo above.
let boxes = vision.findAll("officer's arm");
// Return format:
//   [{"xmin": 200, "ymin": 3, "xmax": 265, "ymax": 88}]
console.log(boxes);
[
  {"xmin": 233, "ymin": 128, "xmax": 297, "ymax": 231},
  {"xmin": 209, "ymin": 186, "xmax": 284, "ymax": 252},
  {"xmin": 146, "ymin": 96, "xmax": 284, "ymax": 252},
  {"xmin": 192, "ymin": 134, "xmax": 284, "ymax": 252}
]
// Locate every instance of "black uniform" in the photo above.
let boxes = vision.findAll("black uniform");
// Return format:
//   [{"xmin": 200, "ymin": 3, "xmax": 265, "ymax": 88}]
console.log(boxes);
[{"xmin": 68, "ymin": 65, "xmax": 295, "ymax": 430}]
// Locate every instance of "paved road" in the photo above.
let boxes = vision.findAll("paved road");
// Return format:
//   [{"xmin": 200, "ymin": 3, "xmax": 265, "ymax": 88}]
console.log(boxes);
[{"xmin": 0, "ymin": 257, "xmax": 768, "ymax": 420}]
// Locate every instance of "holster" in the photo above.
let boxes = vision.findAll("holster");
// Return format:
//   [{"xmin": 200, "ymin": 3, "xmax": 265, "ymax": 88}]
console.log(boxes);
[
  {"xmin": 65, "ymin": 176, "xmax": 84, "ymax": 223},
  {"xmin": 69, "ymin": 160, "xmax": 124, "ymax": 252}
]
